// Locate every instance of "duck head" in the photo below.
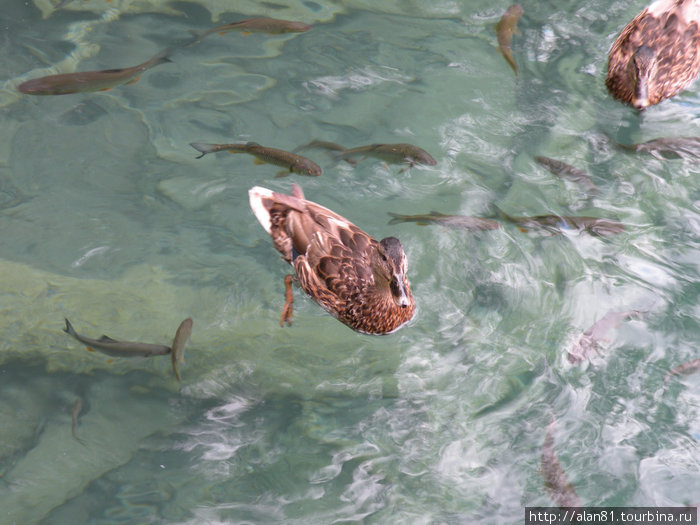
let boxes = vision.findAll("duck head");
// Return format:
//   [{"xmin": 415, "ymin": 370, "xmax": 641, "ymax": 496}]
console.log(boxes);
[
  {"xmin": 631, "ymin": 45, "xmax": 657, "ymax": 110},
  {"xmin": 371, "ymin": 237, "xmax": 412, "ymax": 308}
]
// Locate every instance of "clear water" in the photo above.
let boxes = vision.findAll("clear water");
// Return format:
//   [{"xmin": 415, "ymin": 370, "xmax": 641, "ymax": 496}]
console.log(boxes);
[{"xmin": 0, "ymin": 0, "xmax": 698, "ymax": 523}]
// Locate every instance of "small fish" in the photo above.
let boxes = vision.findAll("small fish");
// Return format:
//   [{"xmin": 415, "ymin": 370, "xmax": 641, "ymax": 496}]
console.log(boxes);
[
  {"xmin": 298, "ymin": 141, "xmax": 437, "ymax": 170},
  {"xmin": 496, "ymin": 4, "xmax": 523, "ymax": 75},
  {"xmin": 500, "ymin": 210, "xmax": 625, "ymax": 237},
  {"xmin": 388, "ymin": 211, "xmax": 501, "ymax": 231},
  {"xmin": 71, "ymin": 397, "xmax": 85, "ymax": 445},
  {"xmin": 664, "ymin": 358, "xmax": 700, "ymax": 384},
  {"xmin": 614, "ymin": 136, "xmax": 700, "ymax": 160},
  {"xmin": 189, "ymin": 17, "xmax": 312, "ymax": 44},
  {"xmin": 18, "ymin": 49, "xmax": 172, "ymax": 96},
  {"xmin": 190, "ymin": 142, "xmax": 322, "ymax": 176},
  {"xmin": 63, "ymin": 318, "xmax": 172, "ymax": 357},
  {"xmin": 541, "ymin": 418, "xmax": 582, "ymax": 507},
  {"xmin": 171, "ymin": 318, "xmax": 193, "ymax": 384},
  {"xmin": 534, "ymin": 156, "xmax": 597, "ymax": 194},
  {"xmin": 567, "ymin": 310, "xmax": 647, "ymax": 364}
]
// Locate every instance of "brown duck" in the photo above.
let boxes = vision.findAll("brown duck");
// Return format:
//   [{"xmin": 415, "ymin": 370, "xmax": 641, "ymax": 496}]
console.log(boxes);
[
  {"xmin": 606, "ymin": 0, "xmax": 700, "ymax": 109},
  {"xmin": 249, "ymin": 184, "xmax": 415, "ymax": 334}
]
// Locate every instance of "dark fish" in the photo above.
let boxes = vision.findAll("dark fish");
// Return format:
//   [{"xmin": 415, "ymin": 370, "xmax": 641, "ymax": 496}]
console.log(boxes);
[
  {"xmin": 500, "ymin": 211, "xmax": 625, "ymax": 236},
  {"xmin": 567, "ymin": 309, "xmax": 647, "ymax": 363},
  {"xmin": 171, "ymin": 318, "xmax": 193, "ymax": 384},
  {"xmin": 541, "ymin": 418, "xmax": 582, "ymax": 507},
  {"xmin": 18, "ymin": 49, "xmax": 172, "ymax": 96},
  {"xmin": 71, "ymin": 397, "xmax": 85, "ymax": 445},
  {"xmin": 534, "ymin": 156, "xmax": 597, "ymax": 194},
  {"xmin": 298, "ymin": 141, "xmax": 436, "ymax": 169},
  {"xmin": 189, "ymin": 17, "xmax": 312, "ymax": 44},
  {"xmin": 665, "ymin": 358, "xmax": 700, "ymax": 384},
  {"xmin": 496, "ymin": 4, "xmax": 523, "ymax": 75},
  {"xmin": 63, "ymin": 318, "xmax": 172, "ymax": 357},
  {"xmin": 614, "ymin": 136, "xmax": 700, "ymax": 160},
  {"xmin": 190, "ymin": 142, "xmax": 322, "ymax": 176},
  {"xmin": 388, "ymin": 211, "xmax": 501, "ymax": 231}
]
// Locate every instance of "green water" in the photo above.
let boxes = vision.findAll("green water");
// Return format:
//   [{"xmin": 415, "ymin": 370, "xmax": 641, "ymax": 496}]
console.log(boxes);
[{"xmin": 0, "ymin": 0, "xmax": 698, "ymax": 523}]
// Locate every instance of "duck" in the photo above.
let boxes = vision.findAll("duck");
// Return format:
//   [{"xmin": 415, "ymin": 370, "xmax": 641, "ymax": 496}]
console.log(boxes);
[
  {"xmin": 606, "ymin": 0, "xmax": 700, "ymax": 110},
  {"xmin": 248, "ymin": 184, "xmax": 415, "ymax": 335}
]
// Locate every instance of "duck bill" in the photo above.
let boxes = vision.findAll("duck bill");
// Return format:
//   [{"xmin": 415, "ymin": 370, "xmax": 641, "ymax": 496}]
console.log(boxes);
[
  {"xmin": 633, "ymin": 77, "xmax": 650, "ymax": 110},
  {"xmin": 391, "ymin": 276, "xmax": 411, "ymax": 308}
]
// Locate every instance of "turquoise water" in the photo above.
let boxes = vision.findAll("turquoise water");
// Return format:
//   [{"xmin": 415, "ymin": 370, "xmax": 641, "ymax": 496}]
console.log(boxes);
[{"xmin": 0, "ymin": 0, "xmax": 698, "ymax": 523}]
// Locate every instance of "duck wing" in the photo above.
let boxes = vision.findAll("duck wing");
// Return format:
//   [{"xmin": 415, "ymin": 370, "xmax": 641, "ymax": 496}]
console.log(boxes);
[{"xmin": 291, "ymin": 200, "xmax": 376, "ymax": 314}]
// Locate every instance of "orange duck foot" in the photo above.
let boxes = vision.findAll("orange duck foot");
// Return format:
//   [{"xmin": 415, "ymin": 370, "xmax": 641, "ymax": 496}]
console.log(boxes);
[{"xmin": 280, "ymin": 274, "xmax": 294, "ymax": 326}]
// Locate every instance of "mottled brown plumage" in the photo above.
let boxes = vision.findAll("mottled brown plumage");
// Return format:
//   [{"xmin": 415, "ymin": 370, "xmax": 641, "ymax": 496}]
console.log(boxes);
[
  {"xmin": 606, "ymin": 0, "xmax": 700, "ymax": 109},
  {"xmin": 249, "ymin": 184, "xmax": 415, "ymax": 335}
]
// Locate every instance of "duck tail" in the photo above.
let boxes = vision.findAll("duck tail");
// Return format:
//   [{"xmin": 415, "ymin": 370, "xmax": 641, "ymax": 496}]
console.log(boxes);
[{"xmin": 249, "ymin": 186, "xmax": 274, "ymax": 233}]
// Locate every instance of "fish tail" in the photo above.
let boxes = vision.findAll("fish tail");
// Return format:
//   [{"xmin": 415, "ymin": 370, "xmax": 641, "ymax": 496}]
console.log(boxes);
[
  {"xmin": 387, "ymin": 212, "xmax": 404, "ymax": 225},
  {"xmin": 63, "ymin": 318, "xmax": 76, "ymax": 336},
  {"xmin": 190, "ymin": 142, "xmax": 216, "ymax": 159},
  {"xmin": 186, "ymin": 29, "xmax": 206, "ymax": 46}
]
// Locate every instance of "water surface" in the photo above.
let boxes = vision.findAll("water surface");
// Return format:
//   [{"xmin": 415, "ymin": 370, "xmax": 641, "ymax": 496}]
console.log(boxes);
[{"xmin": 0, "ymin": 0, "xmax": 698, "ymax": 523}]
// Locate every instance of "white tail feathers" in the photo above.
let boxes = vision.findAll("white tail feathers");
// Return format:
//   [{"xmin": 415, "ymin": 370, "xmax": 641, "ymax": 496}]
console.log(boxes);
[{"xmin": 249, "ymin": 186, "xmax": 274, "ymax": 234}]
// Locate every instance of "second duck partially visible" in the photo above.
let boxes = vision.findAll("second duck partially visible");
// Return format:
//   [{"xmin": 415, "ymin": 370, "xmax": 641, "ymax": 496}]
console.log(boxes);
[
  {"xmin": 606, "ymin": 0, "xmax": 700, "ymax": 109},
  {"xmin": 249, "ymin": 184, "xmax": 415, "ymax": 335}
]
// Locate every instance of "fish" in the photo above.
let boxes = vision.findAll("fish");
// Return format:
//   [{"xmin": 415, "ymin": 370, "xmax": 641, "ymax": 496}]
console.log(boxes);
[
  {"xmin": 171, "ymin": 318, "xmax": 193, "ymax": 384},
  {"xmin": 567, "ymin": 309, "xmax": 648, "ymax": 364},
  {"xmin": 297, "ymin": 141, "xmax": 437, "ymax": 170},
  {"xmin": 189, "ymin": 17, "xmax": 312, "ymax": 44},
  {"xmin": 496, "ymin": 4, "xmax": 523, "ymax": 75},
  {"xmin": 664, "ymin": 358, "xmax": 700, "ymax": 384},
  {"xmin": 541, "ymin": 418, "xmax": 582, "ymax": 507},
  {"xmin": 499, "ymin": 210, "xmax": 625, "ymax": 236},
  {"xmin": 18, "ymin": 49, "xmax": 172, "ymax": 96},
  {"xmin": 387, "ymin": 211, "xmax": 501, "ymax": 231},
  {"xmin": 63, "ymin": 318, "xmax": 172, "ymax": 357},
  {"xmin": 614, "ymin": 136, "xmax": 700, "ymax": 160},
  {"xmin": 190, "ymin": 142, "xmax": 322, "ymax": 176},
  {"xmin": 534, "ymin": 156, "xmax": 597, "ymax": 194},
  {"xmin": 71, "ymin": 397, "xmax": 85, "ymax": 445}
]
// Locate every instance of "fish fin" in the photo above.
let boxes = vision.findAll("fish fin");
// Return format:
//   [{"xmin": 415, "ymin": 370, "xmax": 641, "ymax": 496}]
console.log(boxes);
[
  {"xmin": 241, "ymin": 31, "xmax": 252, "ymax": 36},
  {"xmin": 517, "ymin": 227, "xmax": 528, "ymax": 233},
  {"xmin": 99, "ymin": 87, "xmax": 113, "ymax": 91},
  {"xmin": 253, "ymin": 158, "xmax": 265, "ymax": 165},
  {"xmin": 63, "ymin": 318, "xmax": 74, "ymax": 335},
  {"xmin": 98, "ymin": 335, "xmax": 117, "ymax": 342},
  {"xmin": 126, "ymin": 76, "xmax": 141, "ymax": 85},
  {"xmin": 87, "ymin": 347, "xmax": 95, "ymax": 352},
  {"xmin": 387, "ymin": 212, "xmax": 401, "ymax": 225},
  {"xmin": 107, "ymin": 359, "xmax": 114, "ymax": 363},
  {"xmin": 190, "ymin": 143, "xmax": 216, "ymax": 158},
  {"xmin": 416, "ymin": 221, "xmax": 429, "ymax": 226},
  {"xmin": 275, "ymin": 170, "xmax": 290, "ymax": 178}
]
